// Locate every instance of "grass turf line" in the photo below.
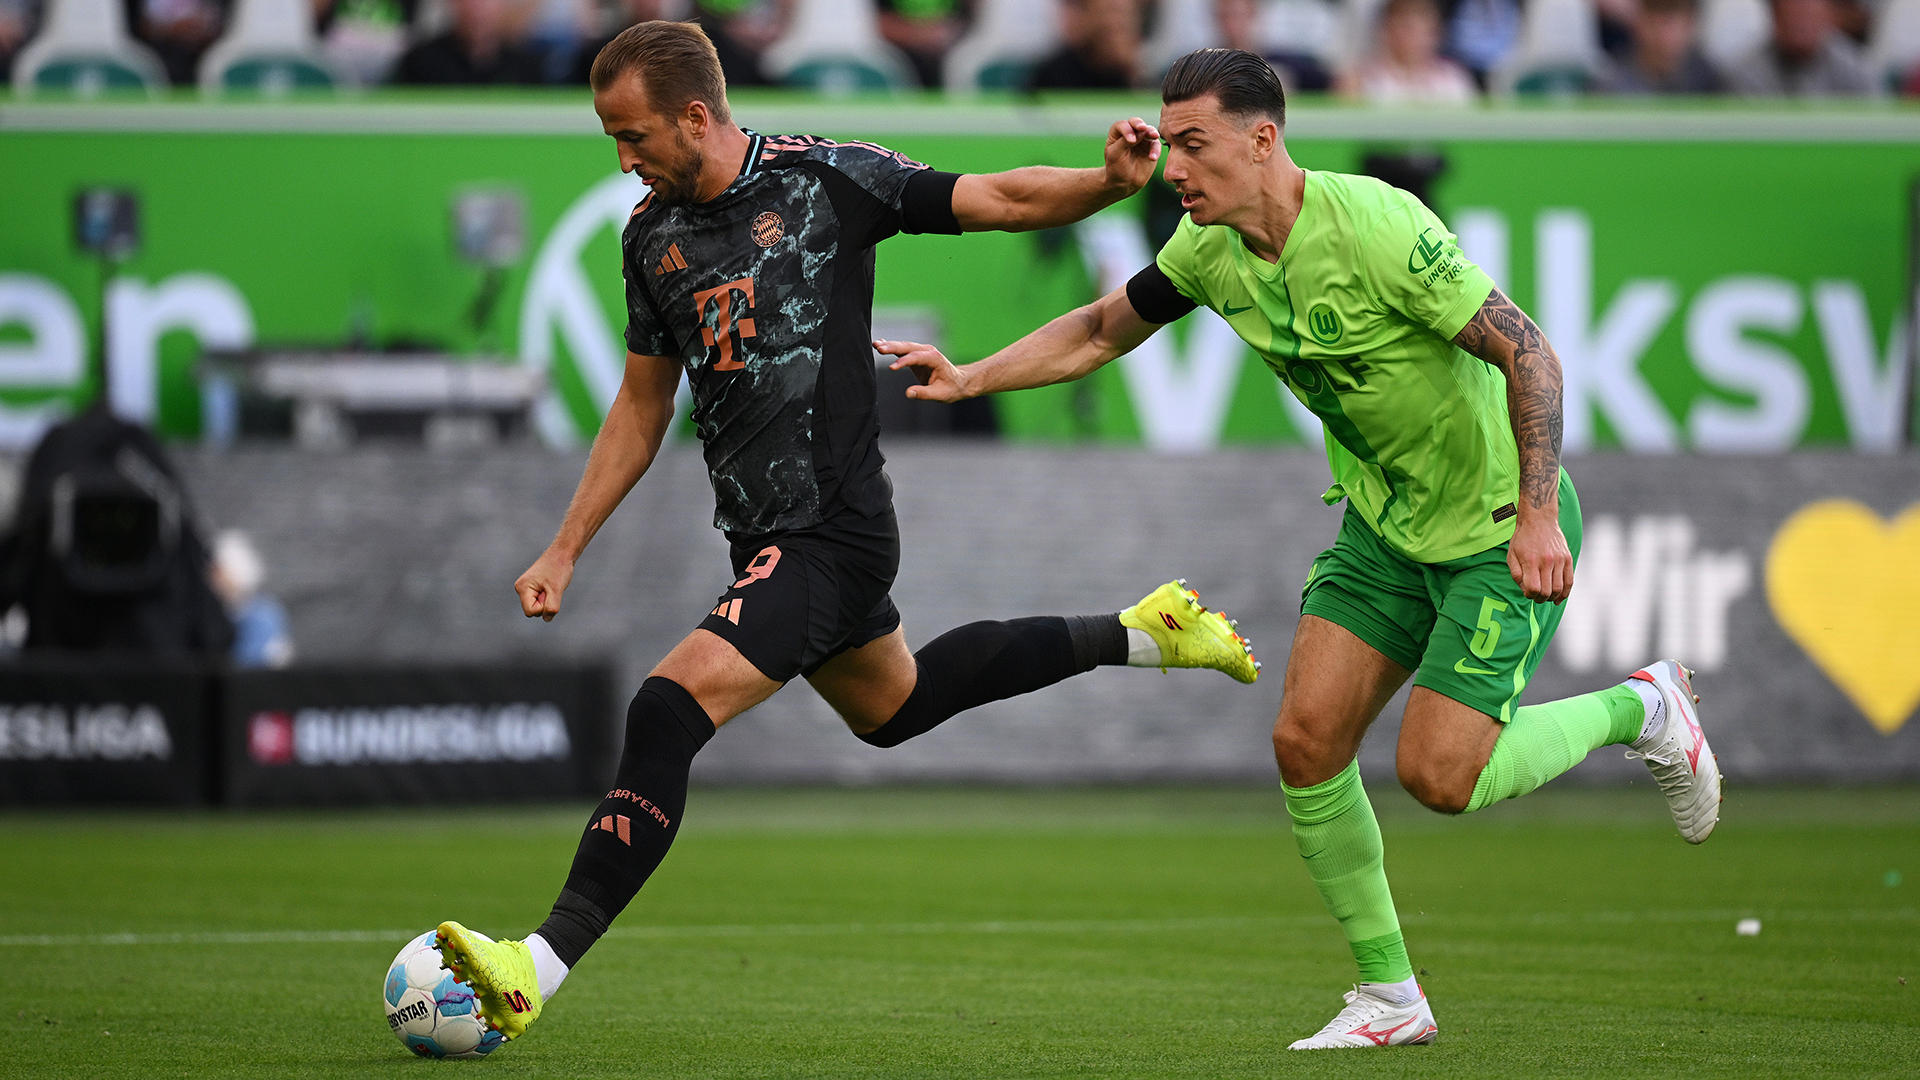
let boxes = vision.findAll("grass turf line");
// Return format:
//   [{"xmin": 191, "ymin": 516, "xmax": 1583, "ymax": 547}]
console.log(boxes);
[{"xmin": 3, "ymin": 785, "xmax": 1916, "ymax": 1078}]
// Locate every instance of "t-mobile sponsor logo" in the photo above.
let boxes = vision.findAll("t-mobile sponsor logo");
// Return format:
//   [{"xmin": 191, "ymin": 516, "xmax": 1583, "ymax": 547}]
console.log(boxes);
[
  {"xmin": 248, "ymin": 703, "xmax": 571, "ymax": 766},
  {"xmin": 0, "ymin": 703, "xmax": 173, "ymax": 761}
]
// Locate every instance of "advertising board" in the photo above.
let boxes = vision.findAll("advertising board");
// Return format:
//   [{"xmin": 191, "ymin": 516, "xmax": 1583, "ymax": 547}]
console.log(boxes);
[{"xmin": 2, "ymin": 99, "xmax": 1914, "ymax": 452}]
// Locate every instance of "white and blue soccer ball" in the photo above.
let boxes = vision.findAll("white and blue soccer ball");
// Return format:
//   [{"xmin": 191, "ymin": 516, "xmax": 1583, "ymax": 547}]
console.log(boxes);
[{"xmin": 383, "ymin": 930, "xmax": 507, "ymax": 1059}]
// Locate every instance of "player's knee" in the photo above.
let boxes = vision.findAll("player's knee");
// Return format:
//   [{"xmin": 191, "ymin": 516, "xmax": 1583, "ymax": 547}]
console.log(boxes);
[
  {"xmin": 1397, "ymin": 756, "xmax": 1473, "ymax": 815},
  {"xmin": 1272, "ymin": 718, "xmax": 1337, "ymax": 788}
]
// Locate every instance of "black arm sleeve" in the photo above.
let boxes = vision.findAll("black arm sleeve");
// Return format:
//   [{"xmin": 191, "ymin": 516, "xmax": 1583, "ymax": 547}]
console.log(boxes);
[
  {"xmin": 900, "ymin": 170, "xmax": 963, "ymax": 235},
  {"xmin": 1124, "ymin": 262, "xmax": 1199, "ymax": 325}
]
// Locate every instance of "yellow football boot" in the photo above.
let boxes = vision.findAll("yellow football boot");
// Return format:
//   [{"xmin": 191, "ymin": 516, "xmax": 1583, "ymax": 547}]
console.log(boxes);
[
  {"xmin": 1120, "ymin": 579, "xmax": 1261, "ymax": 684},
  {"xmin": 435, "ymin": 921, "xmax": 543, "ymax": 1040}
]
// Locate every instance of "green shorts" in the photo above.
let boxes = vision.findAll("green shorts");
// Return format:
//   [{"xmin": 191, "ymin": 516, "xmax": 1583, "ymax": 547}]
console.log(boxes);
[{"xmin": 1300, "ymin": 470, "xmax": 1583, "ymax": 722}]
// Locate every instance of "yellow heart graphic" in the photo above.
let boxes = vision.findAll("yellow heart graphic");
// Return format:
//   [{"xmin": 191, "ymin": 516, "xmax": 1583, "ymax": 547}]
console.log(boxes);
[{"xmin": 1765, "ymin": 500, "xmax": 1920, "ymax": 735}]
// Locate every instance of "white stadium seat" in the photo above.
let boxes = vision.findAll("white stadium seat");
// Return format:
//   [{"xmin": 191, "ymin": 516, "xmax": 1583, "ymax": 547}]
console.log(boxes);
[
  {"xmin": 1867, "ymin": 0, "xmax": 1920, "ymax": 87},
  {"xmin": 1143, "ymin": 0, "xmax": 1225, "ymax": 79},
  {"xmin": 1493, "ymin": 0, "xmax": 1601, "ymax": 94},
  {"xmin": 1262, "ymin": 0, "xmax": 1342, "ymax": 65},
  {"xmin": 199, "ymin": 0, "xmax": 340, "ymax": 94},
  {"xmin": 943, "ymin": 0, "xmax": 1063, "ymax": 91},
  {"xmin": 1699, "ymin": 0, "xmax": 1772, "ymax": 69},
  {"xmin": 762, "ymin": 0, "xmax": 917, "ymax": 91},
  {"xmin": 11, "ymin": 0, "xmax": 167, "ymax": 96}
]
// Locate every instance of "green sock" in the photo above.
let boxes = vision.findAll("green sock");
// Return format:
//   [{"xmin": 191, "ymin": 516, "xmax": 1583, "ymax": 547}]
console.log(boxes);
[
  {"xmin": 1464, "ymin": 684, "xmax": 1645, "ymax": 813},
  {"xmin": 1283, "ymin": 760, "xmax": 1412, "ymax": 984}
]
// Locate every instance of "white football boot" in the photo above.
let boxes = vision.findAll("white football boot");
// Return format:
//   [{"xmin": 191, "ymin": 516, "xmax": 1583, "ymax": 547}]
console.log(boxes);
[
  {"xmin": 1287, "ymin": 984, "xmax": 1439, "ymax": 1049},
  {"xmin": 1626, "ymin": 660, "xmax": 1722, "ymax": 844}
]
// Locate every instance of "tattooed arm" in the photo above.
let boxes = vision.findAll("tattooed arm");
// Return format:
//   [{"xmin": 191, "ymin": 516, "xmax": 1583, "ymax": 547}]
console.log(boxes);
[{"xmin": 1452, "ymin": 286, "xmax": 1574, "ymax": 604}]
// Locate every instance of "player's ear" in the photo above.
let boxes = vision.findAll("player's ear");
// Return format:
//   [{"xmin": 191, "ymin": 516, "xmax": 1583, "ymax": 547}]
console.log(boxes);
[
  {"xmin": 1250, "ymin": 119, "xmax": 1277, "ymax": 163},
  {"xmin": 683, "ymin": 99, "xmax": 710, "ymax": 139}
]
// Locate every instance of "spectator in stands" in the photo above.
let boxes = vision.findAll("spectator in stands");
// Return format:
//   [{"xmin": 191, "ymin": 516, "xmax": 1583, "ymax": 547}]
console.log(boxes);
[
  {"xmin": 573, "ymin": 0, "xmax": 779, "ymax": 87},
  {"xmin": 1442, "ymin": 0, "xmax": 1521, "ymax": 87},
  {"xmin": 1339, "ymin": 0, "xmax": 1478, "ymax": 103},
  {"xmin": 878, "ymin": 0, "xmax": 971, "ymax": 89},
  {"xmin": 211, "ymin": 530, "xmax": 294, "ymax": 669},
  {"xmin": 1214, "ymin": 0, "xmax": 1332, "ymax": 92},
  {"xmin": 1596, "ymin": 0, "xmax": 1723, "ymax": 93},
  {"xmin": 127, "ymin": 0, "xmax": 229, "ymax": 85},
  {"xmin": 394, "ymin": 0, "xmax": 544, "ymax": 84},
  {"xmin": 1722, "ymin": 0, "xmax": 1877, "ymax": 94},
  {"xmin": 1028, "ymin": 0, "xmax": 1144, "ymax": 89},
  {"xmin": 0, "ymin": 0, "xmax": 36, "ymax": 83}
]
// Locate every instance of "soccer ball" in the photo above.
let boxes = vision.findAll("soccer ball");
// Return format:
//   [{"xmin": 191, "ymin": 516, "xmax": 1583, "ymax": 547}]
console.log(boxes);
[{"xmin": 383, "ymin": 930, "xmax": 507, "ymax": 1059}]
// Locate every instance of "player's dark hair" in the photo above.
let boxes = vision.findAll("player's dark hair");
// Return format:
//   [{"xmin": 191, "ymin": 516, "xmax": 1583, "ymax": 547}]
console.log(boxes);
[
  {"xmin": 1161, "ymin": 48, "xmax": 1286, "ymax": 129},
  {"xmin": 589, "ymin": 20, "xmax": 731, "ymax": 125}
]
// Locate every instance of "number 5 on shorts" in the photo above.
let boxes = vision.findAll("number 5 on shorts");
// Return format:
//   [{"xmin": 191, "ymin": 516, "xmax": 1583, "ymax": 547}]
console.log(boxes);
[{"xmin": 1470, "ymin": 596, "xmax": 1508, "ymax": 660}]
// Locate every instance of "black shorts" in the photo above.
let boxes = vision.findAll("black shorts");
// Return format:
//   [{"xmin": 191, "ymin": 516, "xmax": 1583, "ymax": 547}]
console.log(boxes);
[{"xmin": 696, "ymin": 504, "xmax": 902, "ymax": 683}]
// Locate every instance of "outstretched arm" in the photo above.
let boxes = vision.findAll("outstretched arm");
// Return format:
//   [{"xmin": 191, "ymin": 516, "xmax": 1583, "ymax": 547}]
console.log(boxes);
[
  {"xmin": 949, "ymin": 118, "xmax": 1161, "ymax": 232},
  {"xmin": 877, "ymin": 285, "xmax": 1162, "ymax": 400},
  {"xmin": 1452, "ymin": 286, "xmax": 1573, "ymax": 604},
  {"xmin": 515, "ymin": 351, "xmax": 681, "ymax": 621}
]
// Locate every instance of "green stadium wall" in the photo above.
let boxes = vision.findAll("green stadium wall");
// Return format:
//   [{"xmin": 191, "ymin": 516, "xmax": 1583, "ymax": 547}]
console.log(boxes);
[{"xmin": 0, "ymin": 97, "xmax": 1916, "ymax": 451}]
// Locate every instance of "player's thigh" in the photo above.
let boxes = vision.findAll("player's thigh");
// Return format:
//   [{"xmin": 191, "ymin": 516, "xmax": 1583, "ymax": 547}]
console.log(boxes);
[
  {"xmin": 1273, "ymin": 614, "xmax": 1412, "ymax": 787},
  {"xmin": 804, "ymin": 624, "xmax": 917, "ymax": 735},
  {"xmin": 649, "ymin": 628, "xmax": 784, "ymax": 726},
  {"xmin": 1411, "ymin": 544, "xmax": 1553, "ymax": 726},
  {"xmin": 1396, "ymin": 686, "xmax": 1501, "ymax": 812}
]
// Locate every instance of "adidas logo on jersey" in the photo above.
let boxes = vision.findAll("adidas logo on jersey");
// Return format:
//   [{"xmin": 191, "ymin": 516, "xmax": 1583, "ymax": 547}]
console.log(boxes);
[{"xmin": 655, "ymin": 243, "xmax": 687, "ymax": 276}]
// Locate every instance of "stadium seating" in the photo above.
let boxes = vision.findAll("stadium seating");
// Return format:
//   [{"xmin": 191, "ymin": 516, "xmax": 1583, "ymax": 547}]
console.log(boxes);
[
  {"xmin": 1493, "ymin": 0, "xmax": 1601, "ymax": 94},
  {"xmin": 9, "ymin": 0, "xmax": 168, "ymax": 96},
  {"xmin": 198, "ymin": 0, "xmax": 339, "ymax": 95},
  {"xmin": 1143, "ymin": 0, "xmax": 1225, "ymax": 80},
  {"xmin": 1867, "ymin": 0, "xmax": 1920, "ymax": 89},
  {"xmin": 942, "ymin": 0, "xmax": 1063, "ymax": 91},
  {"xmin": 1261, "ymin": 0, "xmax": 1342, "ymax": 70},
  {"xmin": 1333, "ymin": 0, "xmax": 1391, "ymax": 74},
  {"xmin": 1699, "ymin": 0, "xmax": 1772, "ymax": 70},
  {"xmin": 762, "ymin": 0, "xmax": 917, "ymax": 91}
]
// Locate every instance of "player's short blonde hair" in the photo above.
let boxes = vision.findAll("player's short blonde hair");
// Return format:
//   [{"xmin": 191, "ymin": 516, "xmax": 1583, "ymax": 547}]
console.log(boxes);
[{"xmin": 589, "ymin": 21, "xmax": 732, "ymax": 126}]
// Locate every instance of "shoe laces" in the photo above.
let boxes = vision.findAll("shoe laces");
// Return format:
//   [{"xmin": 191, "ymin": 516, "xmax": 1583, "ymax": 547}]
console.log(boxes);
[{"xmin": 1310, "ymin": 987, "xmax": 1394, "ymax": 1037}]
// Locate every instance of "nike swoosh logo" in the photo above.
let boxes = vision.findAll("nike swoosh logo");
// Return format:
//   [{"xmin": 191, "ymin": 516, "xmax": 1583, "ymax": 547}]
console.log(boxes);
[
  {"xmin": 1454, "ymin": 658, "xmax": 1499, "ymax": 675},
  {"xmin": 1222, "ymin": 303, "xmax": 1253, "ymax": 316}
]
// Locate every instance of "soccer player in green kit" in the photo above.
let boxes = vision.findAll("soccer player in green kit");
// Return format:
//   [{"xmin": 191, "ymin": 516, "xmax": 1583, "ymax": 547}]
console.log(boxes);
[{"xmin": 879, "ymin": 48, "xmax": 1722, "ymax": 1050}]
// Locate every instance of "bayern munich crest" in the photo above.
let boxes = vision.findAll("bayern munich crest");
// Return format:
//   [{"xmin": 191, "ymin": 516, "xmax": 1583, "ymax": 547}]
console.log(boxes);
[{"xmin": 750, "ymin": 211, "xmax": 784, "ymax": 247}]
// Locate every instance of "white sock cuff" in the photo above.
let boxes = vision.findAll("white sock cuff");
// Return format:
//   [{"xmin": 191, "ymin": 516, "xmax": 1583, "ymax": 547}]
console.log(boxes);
[
  {"xmin": 526, "ymin": 932, "xmax": 569, "ymax": 1002},
  {"xmin": 1626, "ymin": 678, "xmax": 1664, "ymax": 742},
  {"xmin": 1124, "ymin": 627, "xmax": 1161, "ymax": 667},
  {"xmin": 1362, "ymin": 974, "xmax": 1422, "ymax": 1005}
]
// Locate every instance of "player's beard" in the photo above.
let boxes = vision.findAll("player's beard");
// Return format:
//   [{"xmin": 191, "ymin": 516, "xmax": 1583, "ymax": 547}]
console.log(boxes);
[{"xmin": 645, "ymin": 131, "xmax": 708, "ymax": 207}]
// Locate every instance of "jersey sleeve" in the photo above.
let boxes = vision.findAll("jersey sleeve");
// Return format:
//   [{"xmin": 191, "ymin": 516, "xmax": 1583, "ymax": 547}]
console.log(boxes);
[
  {"xmin": 620, "ymin": 215, "xmax": 677, "ymax": 357},
  {"xmin": 1356, "ymin": 194, "xmax": 1495, "ymax": 341},
  {"xmin": 1151, "ymin": 217, "xmax": 1213, "ymax": 312},
  {"xmin": 798, "ymin": 140, "xmax": 951, "ymax": 248}
]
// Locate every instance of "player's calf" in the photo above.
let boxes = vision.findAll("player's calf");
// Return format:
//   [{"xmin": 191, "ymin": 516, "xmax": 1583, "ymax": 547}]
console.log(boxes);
[{"xmin": 852, "ymin": 581, "xmax": 1259, "ymax": 749}]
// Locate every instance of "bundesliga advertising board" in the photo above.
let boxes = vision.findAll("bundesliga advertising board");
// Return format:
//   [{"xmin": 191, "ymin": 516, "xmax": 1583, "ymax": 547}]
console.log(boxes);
[{"xmin": 1, "ymin": 36, "xmax": 1916, "ymax": 1079}]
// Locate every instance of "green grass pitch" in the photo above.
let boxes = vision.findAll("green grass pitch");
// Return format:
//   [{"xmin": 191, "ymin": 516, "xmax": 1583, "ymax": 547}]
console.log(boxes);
[{"xmin": 5, "ymin": 785, "xmax": 1916, "ymax": 1078}]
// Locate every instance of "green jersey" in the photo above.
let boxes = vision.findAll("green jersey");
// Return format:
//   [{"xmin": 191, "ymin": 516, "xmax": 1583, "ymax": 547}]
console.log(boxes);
[{"xmin": 1154, "ymin": 170, "xmax": 1510, "ymax": 564}]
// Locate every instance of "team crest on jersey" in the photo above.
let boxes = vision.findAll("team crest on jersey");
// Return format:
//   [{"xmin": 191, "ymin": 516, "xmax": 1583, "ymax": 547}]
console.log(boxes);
[
  {"xmin": 1307, "ymin": 303, "xmax": 1343, "ymax": 345},
  {"xmin": 750, "ymin": 211, "xmax": 785, "ymax": 248}
]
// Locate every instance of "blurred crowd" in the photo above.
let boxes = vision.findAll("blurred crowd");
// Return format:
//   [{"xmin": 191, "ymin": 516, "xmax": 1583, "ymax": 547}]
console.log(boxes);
[{"xmin": 3, "ymin": 0, "xmax": 1916, "ymax": 97}]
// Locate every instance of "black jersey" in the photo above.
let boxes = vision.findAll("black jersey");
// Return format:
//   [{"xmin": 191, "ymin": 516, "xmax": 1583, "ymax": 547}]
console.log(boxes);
[{"xmin": 620, "ymin": 131, "xmax": 962, "ymax": 538}]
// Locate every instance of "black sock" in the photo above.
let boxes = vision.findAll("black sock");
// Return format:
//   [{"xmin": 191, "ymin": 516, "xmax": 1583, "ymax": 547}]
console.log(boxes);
[
  {"xmin": 533, "ymin": 676, "xmax": 714, "ymax": 968},
  {"xmin": 855, "ymin": 614, "xmax": 1125, "ymax": 749}
]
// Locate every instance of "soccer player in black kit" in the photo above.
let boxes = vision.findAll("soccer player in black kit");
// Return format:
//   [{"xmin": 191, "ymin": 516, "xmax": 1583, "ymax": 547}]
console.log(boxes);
[{"xmin": 431, "ymin": 20, "xmax": 1261, "ymax": 1043}]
